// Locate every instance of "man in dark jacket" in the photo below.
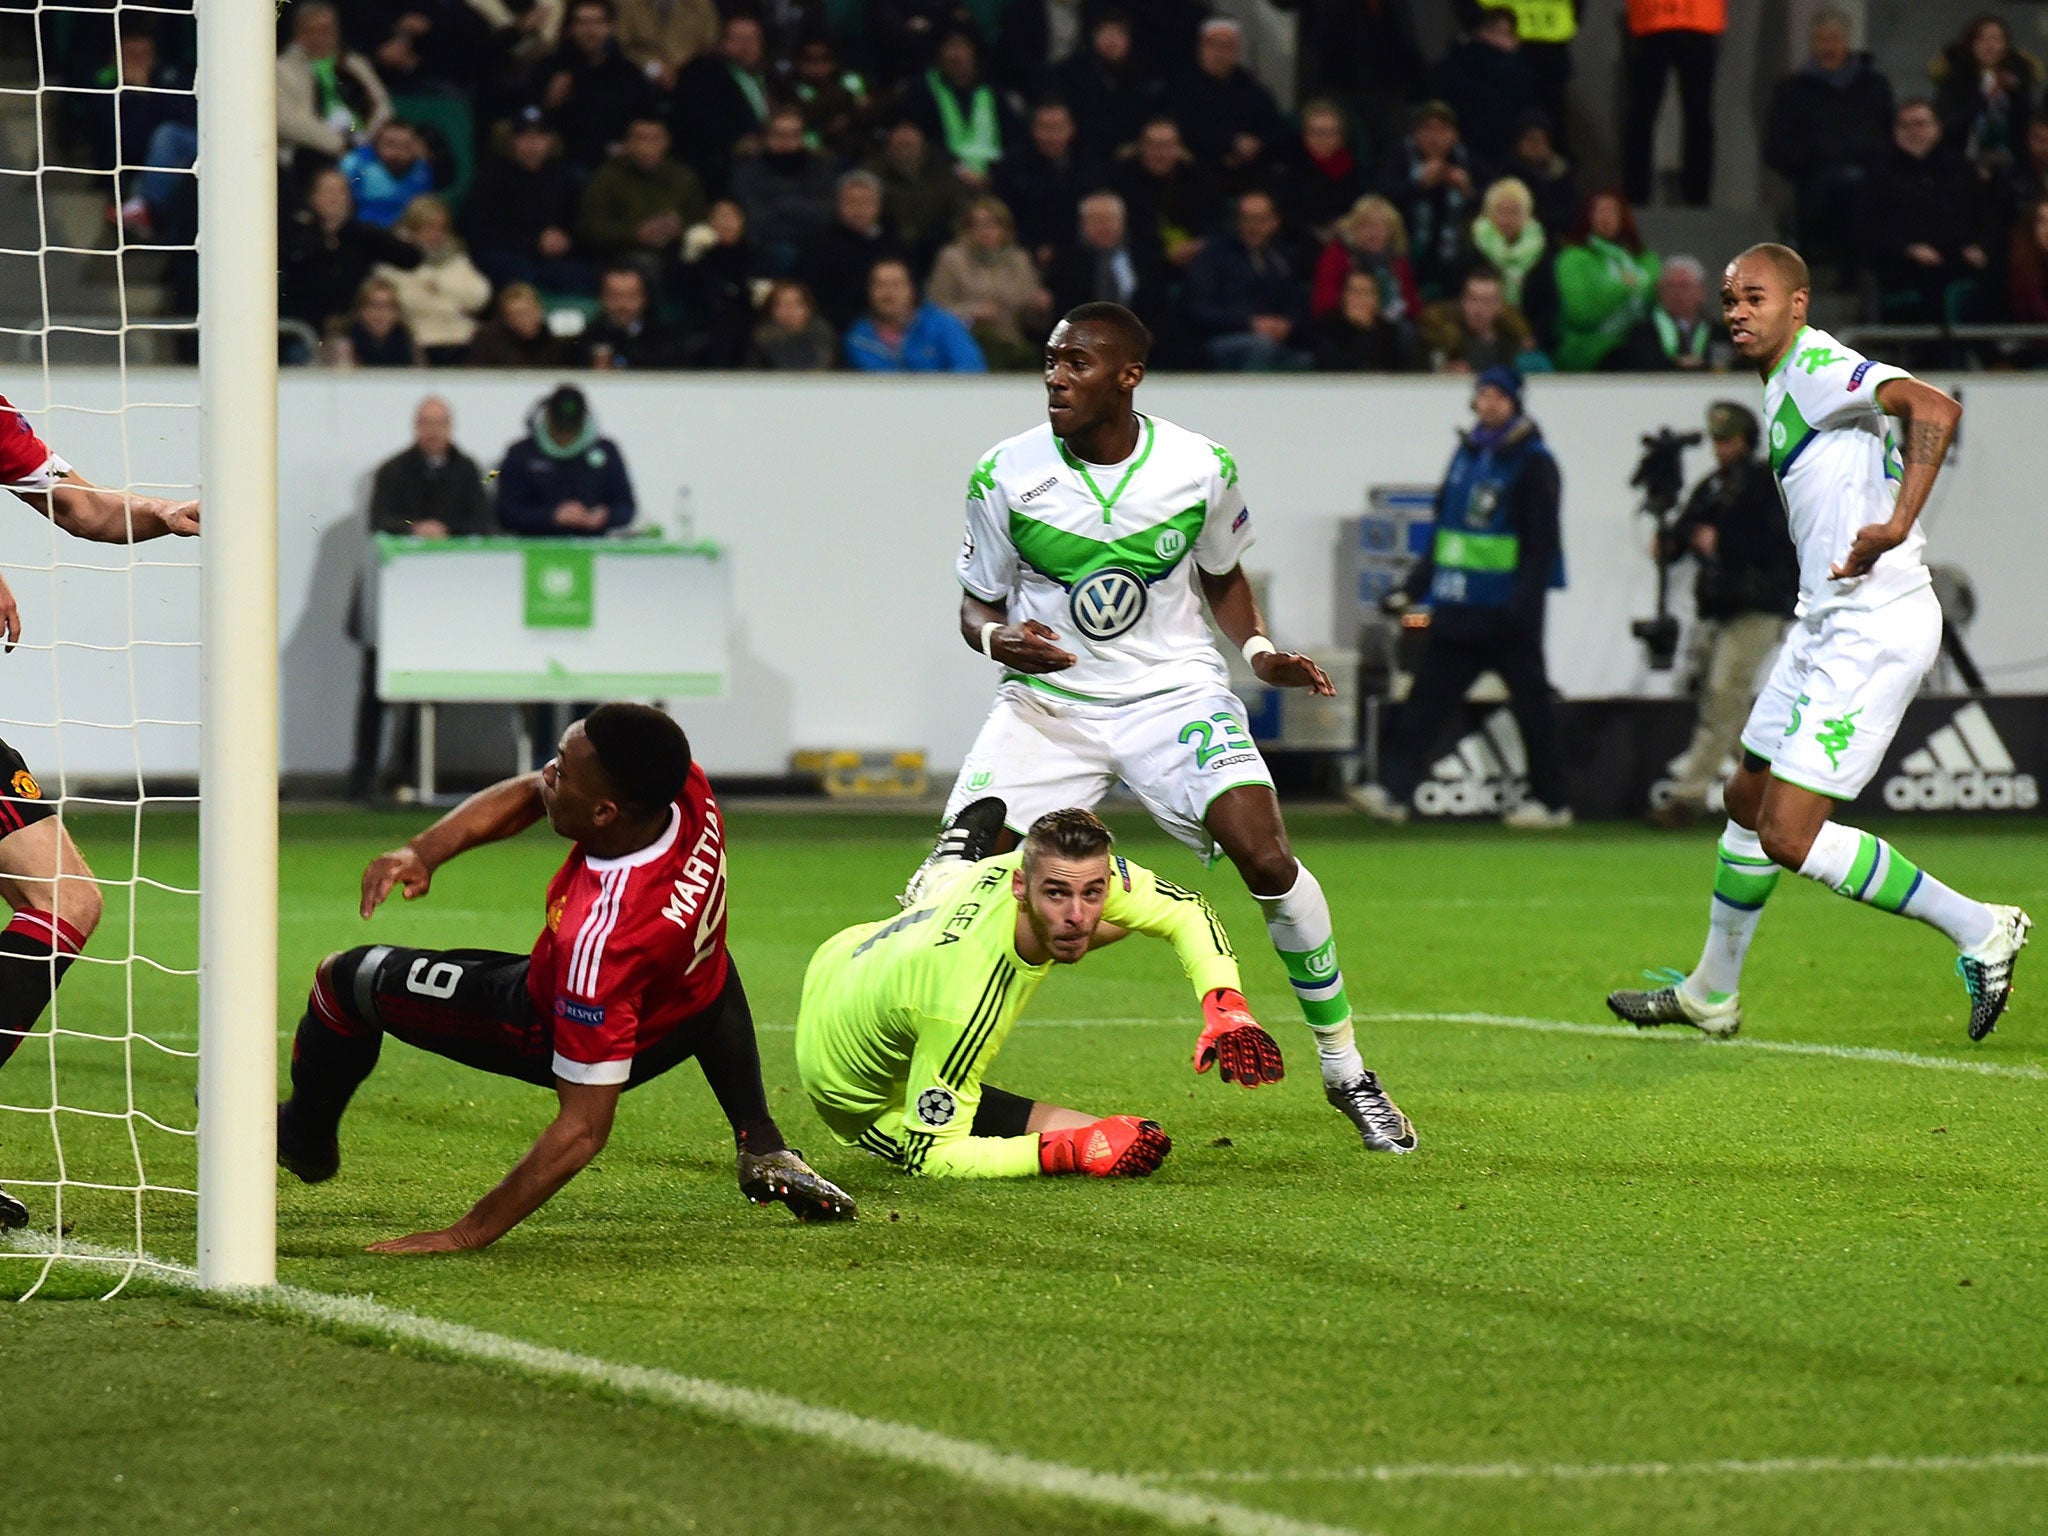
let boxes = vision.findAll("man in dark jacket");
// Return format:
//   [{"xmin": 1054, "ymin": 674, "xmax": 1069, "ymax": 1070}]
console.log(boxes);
[
  {"xmin": 670, "ymin": 12, "xmax": 772, "ymax": 194},
  {"xmin": 1430, "ymin": 9, "xmax": 1535, "ymax": 173},
  {"xmin": 1762, "ymin": 11, "xmax": 1895, "ymax": 268},
  {"xmin": 352, "ymin": 396, "xmax": 492, "ymax": 799},
  {"xmin": 1612, "ymin": 255, "xmax": 1728, "ymax": 372},
  {"xmin": 994, "ymin": 100, "xmax": 1100, "ymax": 264},
  {"xmin": 1354, "ymin": 366, "xmax": 1572, "ymax": 827},
  {"xmin": 465, "ymin": 107, "xmax": 590, "ymax": 293},
  {"xmin": 1167, "ymin": 18, "xmax": 1285, "ymax": 187},
  {"xmin": 493, "ymin": 384, "xmax": 637, "ymax": 535},
  {"xmin": 1051, "ymin": 12, "xmax": 1159, "ymax": 158},
  {"xmin": 534, "ymin": 0, "xmax": 657, "ymax": 173},
  {"xmin": 1183, "ymin": 188, "xmax": 1311, "ymax": 370},
  {"xmin": 578, "ymin": 267, "xmax": 685, "ymax": 370},
  {"xmin": 1045, "ymin": 190, "xmax": 1168, "ymax": 332},
  {"xmin": 1648, "ymin": 401, "xmax": 1799, "ymax": 827},
  {"xmin": 802, "ymin": 171, "xmax": 910, "ymax": 329},
  {"xmin": 1864, "ymin": 97, "xmax": 1996, "ymax": 322},
  {"xmin": 1377, "ymin": 101, "xmax": 1477, "ymax": 301}
]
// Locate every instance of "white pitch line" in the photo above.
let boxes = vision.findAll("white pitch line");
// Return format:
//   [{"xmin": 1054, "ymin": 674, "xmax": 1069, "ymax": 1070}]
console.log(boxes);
[
  {"xmin": 1176, "ymin": 1451, "xmax": 2048, "ymax": 1485},
  {"xmin": 1364, "ymin": 1010, "xmax": 2048, "ymax": 1082},
  {"xmin": 6, "ymin": 1233, "xmax": 1364, "ymax": 1536}
]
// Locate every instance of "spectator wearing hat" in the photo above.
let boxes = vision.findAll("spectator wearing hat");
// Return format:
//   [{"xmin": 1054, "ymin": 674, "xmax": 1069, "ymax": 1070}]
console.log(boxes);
[
  {"xmin": 1377, "ymin": 101, "xmax": 1477, "ymax": 301},
  {"xmin": 1648, "ymin": 401, "xmax": 1798, "ymax": 827},
  {"xmin": 1354, "ymin": 364, "xmax": 1572, "ymax": 829},
  {"xmin": 465, "ymin": 107, "xmax": 590, "ymax": 294},
  {"xmin": 493, "ymin": 384, "xmax": 637, "ymax": 536},
  {"xmin": 1612, "ymin": 253, "xmax": 1726, "ymax": 371}
]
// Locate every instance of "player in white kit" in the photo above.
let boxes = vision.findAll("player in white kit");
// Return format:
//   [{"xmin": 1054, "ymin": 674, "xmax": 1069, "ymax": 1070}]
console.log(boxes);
[
  {"xmin": 911, "ymin": 302, "xmax": 1415, "ymax": 1153},
  {"xmin": 1608, "ymin": 245, "xmax": 2029, "ymax": 1041}
]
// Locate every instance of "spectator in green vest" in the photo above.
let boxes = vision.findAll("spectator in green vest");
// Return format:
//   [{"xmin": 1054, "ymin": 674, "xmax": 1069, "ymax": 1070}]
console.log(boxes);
[
  {"xmin": 1550, "ymin": 188, "xmax": 1658, "ymax": 371},
  {"xmin": 906, "ymin": 29, "xmax": 1014, "ymax": 189}
]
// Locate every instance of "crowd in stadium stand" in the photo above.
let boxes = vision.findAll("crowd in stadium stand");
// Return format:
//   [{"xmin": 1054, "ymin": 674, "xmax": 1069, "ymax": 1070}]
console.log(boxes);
[{"xmin": 44, "ymin": 2, "xmax": 2048, "ymax": 373}]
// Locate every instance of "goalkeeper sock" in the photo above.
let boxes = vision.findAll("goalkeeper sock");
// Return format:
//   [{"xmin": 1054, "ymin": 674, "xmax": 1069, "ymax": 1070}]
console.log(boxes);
[
  {"xmin": 0, "ymin": 910, "xmax": 85, "ymax": 1071},
  {"xmin": 1685, "ymin": 822, "xmax": 1778, "ymax": 1001},
  {"xmin": 1252, "ymin": 861, "xmax": 1363, "ymax": 1083},
  {"xmin": 285, "ymin": 986, "xmax": 382, "ymax": 1142},
  {"xmin": 1796, "ymin": 823, "xmax": 1998, "ymax": 949}
]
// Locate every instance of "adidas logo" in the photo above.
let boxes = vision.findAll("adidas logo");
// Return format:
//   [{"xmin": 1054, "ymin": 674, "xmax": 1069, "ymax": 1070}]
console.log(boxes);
[
  {"xmin": 1415, "ymin": 708, "xmax": 1529, "ymax": 817},
  {"xmin": 1882, "ymin": 704, "xmax": 2039, "ymax": 812}
]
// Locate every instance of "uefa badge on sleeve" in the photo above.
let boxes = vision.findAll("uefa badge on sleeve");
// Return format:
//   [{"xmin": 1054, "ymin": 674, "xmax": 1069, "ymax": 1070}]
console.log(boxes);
[{"xmin": 915, "ymin": 1087, "xmax": 958, "ymax": 1128}]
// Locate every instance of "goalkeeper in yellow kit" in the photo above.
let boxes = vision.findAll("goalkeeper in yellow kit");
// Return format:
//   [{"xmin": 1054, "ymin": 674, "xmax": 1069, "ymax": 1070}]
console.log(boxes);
[{"xmin": 796, "ymin": 804, "xmax": 1283, "ymax": 1179}]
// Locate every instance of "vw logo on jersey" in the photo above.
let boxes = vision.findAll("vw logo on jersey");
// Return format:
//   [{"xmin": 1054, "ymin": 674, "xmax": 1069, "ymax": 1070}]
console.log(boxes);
[
  {"xmin": 1069, "ymin": 566, "xmax": 1148, "ymax": 641},
  {"xmin": 1153, "ymin": 526, "xmax": 1187, "ymax": 561}
]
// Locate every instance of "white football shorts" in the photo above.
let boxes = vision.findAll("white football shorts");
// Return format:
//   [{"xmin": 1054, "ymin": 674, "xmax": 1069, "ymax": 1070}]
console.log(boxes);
[
  {"xmin": 1740, "ymin": 585, "xmax": 1941, "ymax": 800},
  {"xmin": 943, "ymin": 679, "xmax": 1275, "ymax": 861}
]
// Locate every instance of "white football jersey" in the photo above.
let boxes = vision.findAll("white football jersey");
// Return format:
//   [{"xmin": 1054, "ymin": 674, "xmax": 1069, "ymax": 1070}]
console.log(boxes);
[
  {"xmin": 1761, "ymin": 325, "xmax": 1930, "ymax": 617},
  {"xmin": 956, "ymin": 414, "xmax": 1253, "ymax": 704}
]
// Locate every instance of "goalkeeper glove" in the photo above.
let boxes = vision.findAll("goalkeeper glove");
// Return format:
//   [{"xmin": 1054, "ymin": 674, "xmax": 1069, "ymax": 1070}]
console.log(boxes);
[
  {"xmin": 1039, "ymin": 1116, "xmax": 1172, "ymax": 1177},
  {"xmin": 1193, "ymin": 988, "xmax": 1285, "ymax": 1087}
]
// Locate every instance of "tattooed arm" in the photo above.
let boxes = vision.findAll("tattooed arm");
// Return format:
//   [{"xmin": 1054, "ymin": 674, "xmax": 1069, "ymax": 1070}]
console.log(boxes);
[{"xmin": 1829, "ymin": 377, "xmax": 1962, "ymax": 579}]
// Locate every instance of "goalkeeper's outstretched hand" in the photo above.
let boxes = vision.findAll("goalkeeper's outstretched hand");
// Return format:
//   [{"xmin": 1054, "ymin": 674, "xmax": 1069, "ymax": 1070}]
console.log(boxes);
[
  {"xmin": 1193, "ymin": 988, "xmax": 1285, "ymax": 1087},
  {"xmin": 1039, "ymin": 1116, "xmax": 1172, "ymax": 1178}
]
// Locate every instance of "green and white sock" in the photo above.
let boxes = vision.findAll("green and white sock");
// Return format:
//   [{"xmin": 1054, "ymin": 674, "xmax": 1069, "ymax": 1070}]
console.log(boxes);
[
  {"xmin": 1253, "ymin": 861, "xmax": 1364, "ymax": 1083},
  {"xmin": 1796, "ymin": 822, "xmax": 1997, "ymax": 949},
  {"xmin": 1686, "ymin": 821, "xmax": 1780, "ymax": 1001}
]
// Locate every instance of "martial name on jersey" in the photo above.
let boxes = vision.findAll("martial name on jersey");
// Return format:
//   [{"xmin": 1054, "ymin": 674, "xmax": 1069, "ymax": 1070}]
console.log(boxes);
[
  {"xmin": 527, "ymin": 762, "xmax": 731, "ymax": 1084},
  {"xmin": 958, "ymin": 414, "xmax": 1255, "ymax": 704}
]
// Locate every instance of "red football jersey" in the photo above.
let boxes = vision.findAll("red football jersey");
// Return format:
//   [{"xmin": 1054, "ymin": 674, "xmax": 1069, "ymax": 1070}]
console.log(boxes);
[
  {"xmin": 0, "ymin": 395, "xmax": 69, "ymax": 493},
  {"xmin": 527, "ymin": 762, "xmax": 731, "ymax": 1085}
]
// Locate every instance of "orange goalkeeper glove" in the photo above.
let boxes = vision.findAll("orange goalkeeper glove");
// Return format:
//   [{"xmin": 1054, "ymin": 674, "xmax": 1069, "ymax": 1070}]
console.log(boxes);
[
  {"xmin": 1193, "ymin": 988, "xmax": 1285, "ymax": 1087},
  {"xmin": 1038, "ymin": 1115, "xmax": 1172, "ymax": 1177}
]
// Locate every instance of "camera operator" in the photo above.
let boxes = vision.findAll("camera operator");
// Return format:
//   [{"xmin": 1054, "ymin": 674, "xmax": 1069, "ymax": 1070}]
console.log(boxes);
[
  {"xmin": 1352, "ymin": 366, "xmax": 1573, "ymax": 828},
  {"xmin": 1648, "ymin": 401, "xmax": 1798, "ymax": 828}
]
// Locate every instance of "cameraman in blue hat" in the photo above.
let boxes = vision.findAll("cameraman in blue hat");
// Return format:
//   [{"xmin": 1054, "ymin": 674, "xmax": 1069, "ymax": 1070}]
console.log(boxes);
[{"xmin": 1353, "ymin": 366, "xmax": 1573, "ymax": 827}]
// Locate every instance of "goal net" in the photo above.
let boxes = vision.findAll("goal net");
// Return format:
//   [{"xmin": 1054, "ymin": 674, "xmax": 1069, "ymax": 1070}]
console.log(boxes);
[{"xmin": 1, "ymin": 0, "xmax": 276, "ymax": 1298}]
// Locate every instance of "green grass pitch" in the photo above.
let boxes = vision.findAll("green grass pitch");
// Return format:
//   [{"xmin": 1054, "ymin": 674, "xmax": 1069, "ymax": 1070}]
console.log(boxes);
[{"xmin": 5, "ymin": 806, "xmax": 2048, "ymax": 1536}]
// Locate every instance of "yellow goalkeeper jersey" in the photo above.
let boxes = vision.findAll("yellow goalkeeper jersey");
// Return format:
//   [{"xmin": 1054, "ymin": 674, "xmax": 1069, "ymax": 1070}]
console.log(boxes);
[{"xmin": 794, "ymin": 851, "xmax": 1240, "ymax": 1177}]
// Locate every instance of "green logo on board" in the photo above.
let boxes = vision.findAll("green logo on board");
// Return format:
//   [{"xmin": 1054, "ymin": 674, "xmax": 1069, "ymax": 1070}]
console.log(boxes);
[{"xmin": 523, "ymin": 547, "xmax": 595, "ymax": 628}]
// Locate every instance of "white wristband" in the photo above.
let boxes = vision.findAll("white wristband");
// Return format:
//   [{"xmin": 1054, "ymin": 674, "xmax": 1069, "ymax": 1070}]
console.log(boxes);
[
  {"xmin": 979, "ymin": 620, "xmax": 1002, "ymax": 660},
  {"xmin": 1241, "ymin": 635, "xmax": 1277, "ymax": 666}
]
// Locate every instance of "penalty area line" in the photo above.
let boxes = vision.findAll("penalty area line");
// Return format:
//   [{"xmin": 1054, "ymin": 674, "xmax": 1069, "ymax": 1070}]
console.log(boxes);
[{"xmin": 5, "ymin": 1233, "xmax": 1365, "ymax": 1536}]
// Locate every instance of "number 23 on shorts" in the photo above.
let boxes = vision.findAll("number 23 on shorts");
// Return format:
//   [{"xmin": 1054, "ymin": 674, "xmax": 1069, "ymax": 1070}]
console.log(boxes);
[{"xmin": 1179, "ymin": 712, "xmax": 1253, "ymax": 769}]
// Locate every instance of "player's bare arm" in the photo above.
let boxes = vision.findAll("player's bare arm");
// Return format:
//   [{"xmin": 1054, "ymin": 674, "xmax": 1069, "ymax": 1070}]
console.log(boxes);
[
  {"xmin": 12, "ymin": 470, "xmax": 199, "ymax": 542},
  {"xmin": 360, "ymin": 771, "xmax": 547, "ymax": 918},
  {"xmin": 1198, "ymin": 565, "xmax": 1334, "ymax": 696},
  {"xmin": 1830, "ymin": 377, "xmax": 1962, "ymax": 579},
  {"xmin": 958, "ymin": 590, "xmax": 1075, "ymax": 673},
  {"xmin": 366, "ymin": 1077, "xmax": 622, "ymax": 1253}
]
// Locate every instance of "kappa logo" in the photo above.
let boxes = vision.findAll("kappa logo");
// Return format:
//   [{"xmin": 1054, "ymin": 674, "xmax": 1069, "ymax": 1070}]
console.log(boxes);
[
  {"xmin": 1018, "ymin": 477, "xmax": 1058, "ymax": 503},
  {"xmin": 1069, "ymin": 565, "xmax": 1148, "ymax": 640},
  {"xmin": 1883, "ymin": 704, "xmax": 2039, "ymax": 812},
  {"xmin": 1413, "ymin": 707, "xmax": 1531, "ymax": 817},
  {"xmin": 1796, "ymin": 344, "xmax": 1844, "ymax": 374},
  {"xmin": 914, "ymin": 1086, "xmax": 957, "ymax": 1128}
]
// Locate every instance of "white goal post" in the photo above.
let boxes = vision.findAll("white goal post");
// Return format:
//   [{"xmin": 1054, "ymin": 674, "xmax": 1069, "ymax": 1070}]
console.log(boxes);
[{"xmin": 194, "ymin": 0, "xmax": 278, "ymax": 1290}]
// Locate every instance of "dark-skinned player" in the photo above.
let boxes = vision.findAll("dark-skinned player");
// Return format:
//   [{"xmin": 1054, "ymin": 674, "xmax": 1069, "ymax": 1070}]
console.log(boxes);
[
  {"xmin": 278, "ymin": 703, "xmax": 855, "ymax": 1253},
  {"xmin": 1608, "ymin": 244, "xmax": 2028, "ymax": 1041},
  {"xmin": 907, "ymin": 302, "xmax": 1415, "ymax": 1153}
]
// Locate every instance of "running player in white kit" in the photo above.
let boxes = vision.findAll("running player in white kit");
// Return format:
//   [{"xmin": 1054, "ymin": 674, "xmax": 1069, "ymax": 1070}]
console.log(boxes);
[
  {"xmin": 911, "ymin": 303, "xmax": 1415, "ymax": 1153},
  {"xmin": 1608, "ymin": 244, "xmax": 2029, "ymax": 1041}
]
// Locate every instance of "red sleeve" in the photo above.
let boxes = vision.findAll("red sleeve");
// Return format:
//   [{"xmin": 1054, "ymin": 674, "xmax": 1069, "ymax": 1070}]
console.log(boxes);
[
  {"xmin": 549, "ymin": 939, "xmax": 652, "ymax": 1085},
  {"xmin": 0, "ymin": 400, "xmax": 62, "ymax": 492}
]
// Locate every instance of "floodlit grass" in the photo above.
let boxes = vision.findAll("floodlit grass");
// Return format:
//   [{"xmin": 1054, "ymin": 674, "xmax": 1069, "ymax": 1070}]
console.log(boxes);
[{"xmin": 9, "ymin": 807, "xmax": 2048, "ymax": 1535}]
